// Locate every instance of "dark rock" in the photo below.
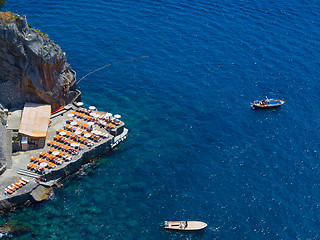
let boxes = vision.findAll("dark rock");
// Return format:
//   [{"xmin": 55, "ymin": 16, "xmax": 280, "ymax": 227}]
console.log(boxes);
[
  {"xmin": 0, "ymin": 220, "xmax": 29, "ymax": 237},
  {"xmin": 0, "ymin": 11, "xmax": 77, "ymax": 110}
]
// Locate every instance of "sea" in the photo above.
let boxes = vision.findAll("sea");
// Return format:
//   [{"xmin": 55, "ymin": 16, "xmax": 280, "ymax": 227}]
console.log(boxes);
[{"xmin": 2, "ymin": 0, "xmax": 320, "ymax": 239}]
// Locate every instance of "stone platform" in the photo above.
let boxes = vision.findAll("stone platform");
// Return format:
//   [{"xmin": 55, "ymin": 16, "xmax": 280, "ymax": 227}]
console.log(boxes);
[{"xmin": 0, "ymin": 106, "xmax": 128, "ymax": 211}]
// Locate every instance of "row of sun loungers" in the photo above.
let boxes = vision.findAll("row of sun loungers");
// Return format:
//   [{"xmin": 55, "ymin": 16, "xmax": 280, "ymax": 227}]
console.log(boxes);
[
  {"xmin": 27, "ymin": 163, "xmax": 46, "ymax": 174},
  {"xmin": 48, "ymin": 148, "xmax": 73, "ymax": 161},
  {"xmin": 4, "ymin": 178, "xmax": 29, "ymax": 195},
  {"xmin": 65, "ymin": 120, "xmax": 109, "ymax": 138},
  {"xmin": 28, "ymin": 150, "xmax": 71, "ymax": 174},
  {"xmin": 71, "ymin": 111, "xmax": 95, "ymax": 122},
  {"xmin": 61, "ymin": 127, "xmax": 102, "ymax": 143},
  {"xmin": 31, "ymin": 156, "xmax": 60, "ymax": 167},
  {"xmin": 55, "ymin": 130, "xmax": 95, "ymax": 146},
  {"xmin": 24, "ymin": 108, "xmax": 112, "ymax": 178},
  {"xmin": 72, "ymin": 108, "xmax": 121, "ymax": 126},
  {"xmin": 54, "ymin": 134, "xmax": 87, "ymax": 149},
  {"xmin": 27, "ymin": 140, "xmax": 77, "ymax": 174},
  {"xmin": 47, "ymin": 140, "xmax": 80, "ymax": 155},
  {"xmin": 63, "ymin": 122, "xmax": 108, "ymax": 139},
  {"xmin": 75, "ymin": 108, "xmax": 120, "ymax": 124}
]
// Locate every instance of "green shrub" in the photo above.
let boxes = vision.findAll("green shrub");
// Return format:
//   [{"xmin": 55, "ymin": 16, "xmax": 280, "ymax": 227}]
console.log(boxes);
[{"xmin": 0, "ymin": 0, "xmax": 5, "ymax": 11}]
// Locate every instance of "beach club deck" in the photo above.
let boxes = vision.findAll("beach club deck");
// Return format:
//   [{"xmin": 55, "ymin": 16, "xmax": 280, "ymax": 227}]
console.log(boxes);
[{"xmin": 0, "ymin": 102, "xmax": 127, "ymax": 207}]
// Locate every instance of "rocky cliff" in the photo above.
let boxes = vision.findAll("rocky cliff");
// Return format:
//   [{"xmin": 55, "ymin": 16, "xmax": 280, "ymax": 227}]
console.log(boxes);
[{"xmin": 0, "ymin": 11, "xmax": 78, "ymax": 110}]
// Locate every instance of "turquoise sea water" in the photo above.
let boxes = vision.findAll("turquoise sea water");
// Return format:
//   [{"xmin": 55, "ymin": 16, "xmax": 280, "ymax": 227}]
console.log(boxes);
[{"xmin": 2, "ymin": 0, "xmax": 320, "ymax": 239}]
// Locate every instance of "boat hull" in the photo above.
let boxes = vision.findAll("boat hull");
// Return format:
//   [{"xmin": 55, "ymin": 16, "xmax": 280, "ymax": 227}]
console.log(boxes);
[{"xmin": 164, "ymin": 221, "xmax": 207, "ymax": 231}]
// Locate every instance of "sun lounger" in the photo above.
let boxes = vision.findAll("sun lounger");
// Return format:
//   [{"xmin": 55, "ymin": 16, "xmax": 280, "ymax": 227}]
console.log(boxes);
[
  {"xmin": 54, "ymin": 135, "xmax": 63, "ymax": 141},
  {"xmin": 47, "ymin": 154, "xmax": 56, "ymax": 161},
  {"xmin": 34, "ymin": 166, "xmax": 45, "ymax": 174},
  {"xmin": 93, "ymin": 136, "xmax": 101, "ymax": 142},
  {"xmin": 65, "ymin": 131, "xmax": 72, "ymax": 137},
  {"xmin": 8, "ymin": 185, "xmax": 16, "ymax": 191},
  {"xmin": 31, "ymin": 156, "xmax": 41, "ymax": 163},
  {"xmin": 52, "ymin": 157, "xmax": 64, "ymax": 165},
  {"xmin": 47, "ymin": 162, "xmax": 56, "ymax": 169},
  {"xmin": 40, "ymin": 152, "xmax": 49, "ymax": 158},
  {"xmin": 70, "ymin": 148, "xmax": 79, "ymax": 155},
  {"xmin": 107, "ymin": 123, "xmax": 116, "ymax": 128},
  {"xmin": 5, "ymin": 188, "xmax": 14, "ymax": 194},
  {"xmin": 86, "ymin": 140, "xmax": 94, "ymax": 147},
  {"xmin": 5, "ymin": 177, "xmax": 30, "ymax": 194},
  {"xmin": 62, "ymin": 153, "xmax": 72, "ymax": 161},
  {"xmin": 14, "ymin": 181, "xmax": 23, "ymax": 187},
  {"xmin": 55, "ymin": 142, "xmax": 63, "ymax": 149},
  {"xmin": 48, "ymin": 140, "xmax": 57, "ymax": 146},
  {"xmin": 56, "ymin": 129, "xmax": 65, "ymax": 134},
  {"xmin": 19, "ymin": 179, "xmax": 27, "ymax": 185},
  {"xmin": 21, "ymin": 177, "xmax": 29, "ymax": 183},
  {"xmin": 11, "ymin": 183, "xmax": 20, "ymax": 189},
  {"xmin": 48, "ymin": 148, "xmax": 57, "ymax": 153},
  {"xmin": 71, "ymin": 134, "xmax": 77, "ymax": 139},
  {"xmin": 27, "ymin": 163, "xmax": 36, "ymax": 170},
  {"xmin": 5, "ymin": 188, "xmax": 15, "ymax": 194},
  {"xmin": 58, "ymin": 150, "xmax": 65, "ymax": 156},
  {"xmin": 39, "ymin": 159, "xmax": 49, "ymax": 164}
]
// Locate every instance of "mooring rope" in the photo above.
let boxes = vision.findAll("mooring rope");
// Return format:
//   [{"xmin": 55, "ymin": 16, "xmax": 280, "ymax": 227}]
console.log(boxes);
[{"xmin": 76, "ymin": 55, "xmax": 148, "ymax": 84}]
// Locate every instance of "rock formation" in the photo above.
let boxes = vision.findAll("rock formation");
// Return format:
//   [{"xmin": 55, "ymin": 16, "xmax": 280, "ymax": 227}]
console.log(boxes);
[{"xmin": 0, "ymin": 11, "xmax": 78, "ymax": 110}]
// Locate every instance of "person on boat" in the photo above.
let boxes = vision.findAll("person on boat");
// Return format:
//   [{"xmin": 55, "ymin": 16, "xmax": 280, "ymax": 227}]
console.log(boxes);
[
  {"xmin": 180, "ymin": 222, "xmax": 184, "ymax": 228},
  {"xmin": 261, "ymin": 100, "xmax": 267, "ymax": 106},
  {"xmin": 179, "ymin": 221, "xmax": 188, "ymax": 228}
]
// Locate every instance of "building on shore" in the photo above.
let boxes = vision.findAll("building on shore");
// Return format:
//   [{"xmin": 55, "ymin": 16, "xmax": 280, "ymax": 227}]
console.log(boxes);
[{"xmin": 18, "ymin": 103, "xmax": 51, "ymax": 150}]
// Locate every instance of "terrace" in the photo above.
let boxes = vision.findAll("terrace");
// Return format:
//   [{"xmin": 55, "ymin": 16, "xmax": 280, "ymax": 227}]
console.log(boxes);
[{"xmin": 0, "ymin": 102, "xmax": 127, "ymax": 203}]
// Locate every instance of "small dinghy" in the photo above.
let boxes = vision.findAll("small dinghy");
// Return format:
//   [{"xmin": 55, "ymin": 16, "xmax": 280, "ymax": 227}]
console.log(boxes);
[
  {"xmin": 251, "ymin": 97, "xmax": 285, "ymax": 110},
  {"xmin": 164, "ymin": 221, "xmax": 207, "ymax": 231}
]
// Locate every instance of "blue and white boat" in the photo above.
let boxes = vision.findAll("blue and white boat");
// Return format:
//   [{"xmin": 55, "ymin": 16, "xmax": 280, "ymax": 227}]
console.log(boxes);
[{"xmin": 251, "ymin": 97, "xmax": 285, "ymax": 110}]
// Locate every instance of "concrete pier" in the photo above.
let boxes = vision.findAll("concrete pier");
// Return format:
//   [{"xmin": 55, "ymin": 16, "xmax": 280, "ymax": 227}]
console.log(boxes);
[{"xmin": 0, "ymin": 105, "xmax": 128, "ymax": 211}]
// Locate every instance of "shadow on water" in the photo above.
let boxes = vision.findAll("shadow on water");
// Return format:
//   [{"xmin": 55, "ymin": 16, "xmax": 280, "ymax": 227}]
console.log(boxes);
[{"xmin": 164, "ymin": 228, "xmax": 207, "ymax": 240}]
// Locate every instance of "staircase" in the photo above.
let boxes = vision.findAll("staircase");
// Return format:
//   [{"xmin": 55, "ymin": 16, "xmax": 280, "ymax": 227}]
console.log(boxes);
[{"xmin": 17, "ymin": 168, "xmax": 40, "ymax": 178}]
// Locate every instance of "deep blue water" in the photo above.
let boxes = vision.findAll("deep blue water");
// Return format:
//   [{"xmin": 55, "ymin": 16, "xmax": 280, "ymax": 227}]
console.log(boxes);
[{"xmin": 2, "ymin": 0, "xmax": 320, "ymax": 239}]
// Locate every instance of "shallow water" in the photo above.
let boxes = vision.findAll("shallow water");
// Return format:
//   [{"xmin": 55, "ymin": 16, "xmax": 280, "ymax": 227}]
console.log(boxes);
[{"xmin": 3, "ymin": 0, "xmax": 320, "ymax": 239}]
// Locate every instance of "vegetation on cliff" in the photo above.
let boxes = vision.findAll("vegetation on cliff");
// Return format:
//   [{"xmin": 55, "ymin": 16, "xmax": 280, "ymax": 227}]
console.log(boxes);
[{"xmin": 0, "ymin": 0, "xmax": 5, "ymax": 11}]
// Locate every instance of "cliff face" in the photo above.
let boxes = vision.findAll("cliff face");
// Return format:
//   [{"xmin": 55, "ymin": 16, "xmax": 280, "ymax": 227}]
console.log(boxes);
[{"xmin": 0, "ymin": 11, "xmax": 78, "ymax": 110}]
